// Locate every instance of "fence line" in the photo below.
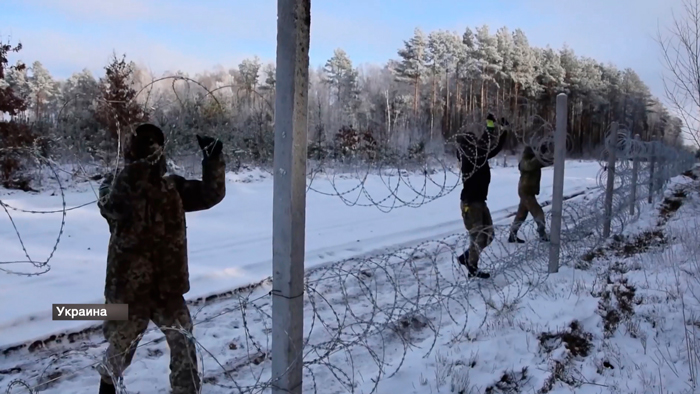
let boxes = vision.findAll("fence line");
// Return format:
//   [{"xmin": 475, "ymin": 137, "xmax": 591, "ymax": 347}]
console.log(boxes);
[{"xmin": 1, "ymin": 108, "xmax": 695, "ymax": 393}]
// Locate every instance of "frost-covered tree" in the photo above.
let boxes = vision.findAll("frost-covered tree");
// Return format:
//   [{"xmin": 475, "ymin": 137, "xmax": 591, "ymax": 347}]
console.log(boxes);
[
  {"xmin": 238, "ymin": 56, "xmax": 261, "ymax": 103},
  {"xmin": 258, "ymin": 63, "xmax": 276, "ymax": 115},
  {"xmin": 511, "ymin": 29, "xmax": 538, "ymax": 112},
  {"xmin": 323, "ymin": 48, "xmax": 361, "ymax": 127},
  {"xmin": 28, "ymin": 61, "xmax": 61, "ymax": 120},
  {"xmin": 393, "ymin": 28, "xmax": 428, "ymax": 114},
  {"xmin": 4, "ymin": 63, "xmax": 30, "ymax": 119},
  {"xmin": 260, "ymin": 63, "xmax": 276, "ymax": 92},
  {"xmin": 494, "ymin": 27, "xmax": 514, "ymax": 104},
  {"xmin": 535, "ymin": 47, "xmax": 565, "ymax": 101},
  {"xmin": 58, "ymin": 69, "xmax": 100, "ymax": 156},
  {"xmin": 0, "ymin": 40, "xmax": 44, "ymax": 190},
  {"xmin": 3, "ymin": 21, "xmax": 685, "ymax": 172},
  {"xmin": 95, "ymin": 54, "xmax": 148, "ymax": 159},
  {"xmin": 473, "ymin": 25, "xmax": 502, "ymax": 111},
  {"xmin": 427, "ymin": 30, "xmax": 463, "ymax": 137},
  {"xmin": 458, "ymin": 27, "xmax": 480, "ymax": 115}
]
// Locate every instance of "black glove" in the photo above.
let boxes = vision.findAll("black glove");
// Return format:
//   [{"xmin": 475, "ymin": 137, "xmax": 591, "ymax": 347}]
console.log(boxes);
[{"xmin": 196, "ymin": 135, "xmax": 223, "ymax": 159}]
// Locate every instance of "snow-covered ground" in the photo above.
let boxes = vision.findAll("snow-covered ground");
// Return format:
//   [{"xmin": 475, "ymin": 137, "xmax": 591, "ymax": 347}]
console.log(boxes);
[
  {"xmin": 7, "ymin": 160, "xmax": 699, "ymax": 393},
  {"xmin": 0, "ymin": 160, "xmax": 600, "ymax": 350}
]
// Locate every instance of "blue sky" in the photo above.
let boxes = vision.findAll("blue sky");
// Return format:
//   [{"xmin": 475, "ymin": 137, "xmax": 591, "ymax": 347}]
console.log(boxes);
[{"xmin": 1, "ymin": 0, "xmax": 679, "ymax": 100}]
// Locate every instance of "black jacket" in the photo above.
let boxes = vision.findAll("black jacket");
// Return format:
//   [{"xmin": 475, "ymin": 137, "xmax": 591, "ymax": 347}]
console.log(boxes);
[{"xmin": 457, "ymin": 127, "xmax": 507, "ymax": 203}]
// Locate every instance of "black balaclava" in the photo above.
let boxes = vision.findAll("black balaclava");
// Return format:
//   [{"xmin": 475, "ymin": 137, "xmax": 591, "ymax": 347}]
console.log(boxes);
[{"xmin": 123, "ymin": 123, "xmax": 167, "ymax": 177}]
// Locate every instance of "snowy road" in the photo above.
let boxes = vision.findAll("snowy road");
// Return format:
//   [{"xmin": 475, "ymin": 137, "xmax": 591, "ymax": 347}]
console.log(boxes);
[{"xmin": 0, "ymin": 161, "xmax": 601, "ymax": 349}]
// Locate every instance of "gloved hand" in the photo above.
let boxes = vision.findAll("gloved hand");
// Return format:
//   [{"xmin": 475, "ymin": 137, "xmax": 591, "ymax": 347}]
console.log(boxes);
[{"xmin": 196, "ymin": 135, "xmax": 223, "ymax": 159}]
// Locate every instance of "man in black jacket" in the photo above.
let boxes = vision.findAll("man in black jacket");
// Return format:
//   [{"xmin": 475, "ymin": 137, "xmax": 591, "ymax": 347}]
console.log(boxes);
[{"xmin": 455, "ymin": 113, "xmax": 508, "ymax": 279}]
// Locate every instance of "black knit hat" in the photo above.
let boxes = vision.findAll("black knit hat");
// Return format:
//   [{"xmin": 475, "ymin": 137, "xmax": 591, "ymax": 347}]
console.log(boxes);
[
  {"xmin": 123, "ymin": 123, "xmax": 165, "ymax": 162},
  {"xmin": 134, "ymin": 123, "xmax": 165, "ymax": 146},
  {"xmin": 486, "ymin": 113, "xmax": 496, "ymax": 122}
]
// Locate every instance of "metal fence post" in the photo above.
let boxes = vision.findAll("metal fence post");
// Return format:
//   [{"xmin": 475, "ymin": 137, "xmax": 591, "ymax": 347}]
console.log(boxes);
[
  {"xmin": 630, "ymin": 134, "xmax": 640, "ymax": 216},
  {"xmin": 271, "ymin": 0, "xmax": 310, "ymax": 393},
  {"xmin": 603, "ymin": 122, "xmax": 618, "ymax": 238},
  {"xmin": 548, "ymin": 93, "xmax": 567, "ymax": 274}
]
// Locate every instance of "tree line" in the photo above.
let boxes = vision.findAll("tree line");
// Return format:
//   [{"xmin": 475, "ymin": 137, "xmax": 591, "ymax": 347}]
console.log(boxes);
[{"xmin": 0, "ymin": 24, "xmax": 689, "ymax": 189}]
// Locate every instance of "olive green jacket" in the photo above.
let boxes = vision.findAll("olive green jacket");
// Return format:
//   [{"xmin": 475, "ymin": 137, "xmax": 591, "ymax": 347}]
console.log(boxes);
[
  {"xmin": 517, "ymin": 146, "xmax": 552, "ymax": 196},
  {"xmin": 98, "ymin": 132, "xmax": 226, "ymax": 303}
]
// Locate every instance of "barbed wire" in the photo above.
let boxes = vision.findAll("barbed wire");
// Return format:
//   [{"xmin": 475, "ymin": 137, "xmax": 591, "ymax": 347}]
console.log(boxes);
[
  {"xmin": 2, "ymin": 76, "xmax": 696, "ymax": 394},
  {"xmin": 0, "ymin": 78, "xmax": 565, "ymax": 274},
  {"xmin": 300, "ymin": 107, "xmax": 574, "ymax": 213},
  {"xmin": 1, "ymin": 116, "xmax": 695, "ymax": 392}
]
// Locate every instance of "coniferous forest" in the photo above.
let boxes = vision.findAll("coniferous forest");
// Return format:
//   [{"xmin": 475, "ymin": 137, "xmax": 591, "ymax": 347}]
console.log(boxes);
[{"xmin": 0, "ymin": 25, "xmax": 688, "ymax": 188}]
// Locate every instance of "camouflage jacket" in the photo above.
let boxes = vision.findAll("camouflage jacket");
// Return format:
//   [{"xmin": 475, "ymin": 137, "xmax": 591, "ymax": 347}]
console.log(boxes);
[
  {"xmin": 517, "ymin": 146, "xmax": 552, "ymax": 197},
  {"xmin": 98, "ymin": 137, "xmax": 226, "ymax": 303}
]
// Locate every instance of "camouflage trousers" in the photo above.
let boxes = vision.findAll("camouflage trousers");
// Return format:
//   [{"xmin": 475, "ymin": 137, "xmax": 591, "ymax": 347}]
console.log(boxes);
[
  {"xmin": 510, "ymin": 193, "xmax": 546, "ymax": 235},
  {"xmin": 98, "ymin": 295, "xmax": 200, "ymax": 394},
  {"xmin": 460, "ymin": 200, "xmax": 494, "ymax": 267}
]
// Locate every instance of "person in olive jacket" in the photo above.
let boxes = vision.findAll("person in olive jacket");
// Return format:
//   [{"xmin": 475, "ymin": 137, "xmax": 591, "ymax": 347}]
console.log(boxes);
[
  {"xmin": 508, "ymin": 143, "xmax": 553, "ymax": 243},
  {"xmin": 96, "ymin": 124, "xmax": 226, "ymax": 394}
]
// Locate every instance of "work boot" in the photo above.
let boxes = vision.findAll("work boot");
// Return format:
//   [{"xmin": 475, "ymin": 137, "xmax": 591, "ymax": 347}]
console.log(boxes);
[
  {"xmin": 457, "ymin": 252, "xmax": 490, "ymax": 279},
  {"xmin": 508, "ymin": 232, "xmax": 525, "ymax": 244},
  {"xmin": 99, "ymin": 380, "xmax": 116, "ymax": 394},
  {"xmin": 535, "ymin": 223, "xmax": 550, "ymax": 242},
  {"xmin": 468, "ymin": 267, "xmax": 491, "ymax": 279},
  {"xmin": 457, "ymin": 251, "xmax": 469, "ymax": 267}
]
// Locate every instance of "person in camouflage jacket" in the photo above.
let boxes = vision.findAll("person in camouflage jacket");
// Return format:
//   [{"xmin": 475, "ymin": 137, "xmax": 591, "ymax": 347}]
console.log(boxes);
[
  {"xmin": 508, "ymin": 143, "xmax": 553, "ymax": 243},
  {"xmin": 96, "ymin": 123, "xmax": 226, "ymax": 394}
]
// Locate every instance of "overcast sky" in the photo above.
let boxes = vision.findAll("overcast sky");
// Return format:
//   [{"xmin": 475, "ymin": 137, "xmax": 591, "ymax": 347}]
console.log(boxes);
[{"xmin": 1, "ymin": 0, "xmax": 681, "ymax": 101}]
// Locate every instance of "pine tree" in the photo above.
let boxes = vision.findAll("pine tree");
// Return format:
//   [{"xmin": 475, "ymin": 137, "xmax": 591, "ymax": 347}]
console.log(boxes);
[
  {"xmin": 60, "ymin": 69, "xmax": 100, "ymax": 155},
  {"xmin": 323, "ymin": 48, "xmax": 360, "ymax": 127},
  {"xmin": 0, "ymin": 40, "xmax": 42, "ymax": 190},
  {"xmin": 95, "ymin": 53, "xmax": 148, "ymax": 158},
  {"xmin": 474, "ymin": 25, "xmax": 502, "ymax": 111},
  {"xmin": 0, "ymin": 41, "xmax": 27, "ymax": 117},
  {"xmin": 28, "ymin": 61, "xmax": 61, "ymax": 120},
  {"xmin": 427, "ymin": 30, "xmax": 463, "ymax": 137},
  {"xmin": 393, "ymin": 28, "xmax": 428, "ymax": 115},
  {"xmin": 238, "ymin": 56, "xmax": 261, "ymax": 103}
]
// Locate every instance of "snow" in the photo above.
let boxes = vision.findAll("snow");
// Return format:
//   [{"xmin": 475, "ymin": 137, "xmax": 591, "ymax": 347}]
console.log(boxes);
[
  {"xmin": 4, "ymin": 160, "xmax": 700, "ymax": 393},
  {"xmin": 0, "ymin": 160, "xmax": 600, "ymax": 350}
]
